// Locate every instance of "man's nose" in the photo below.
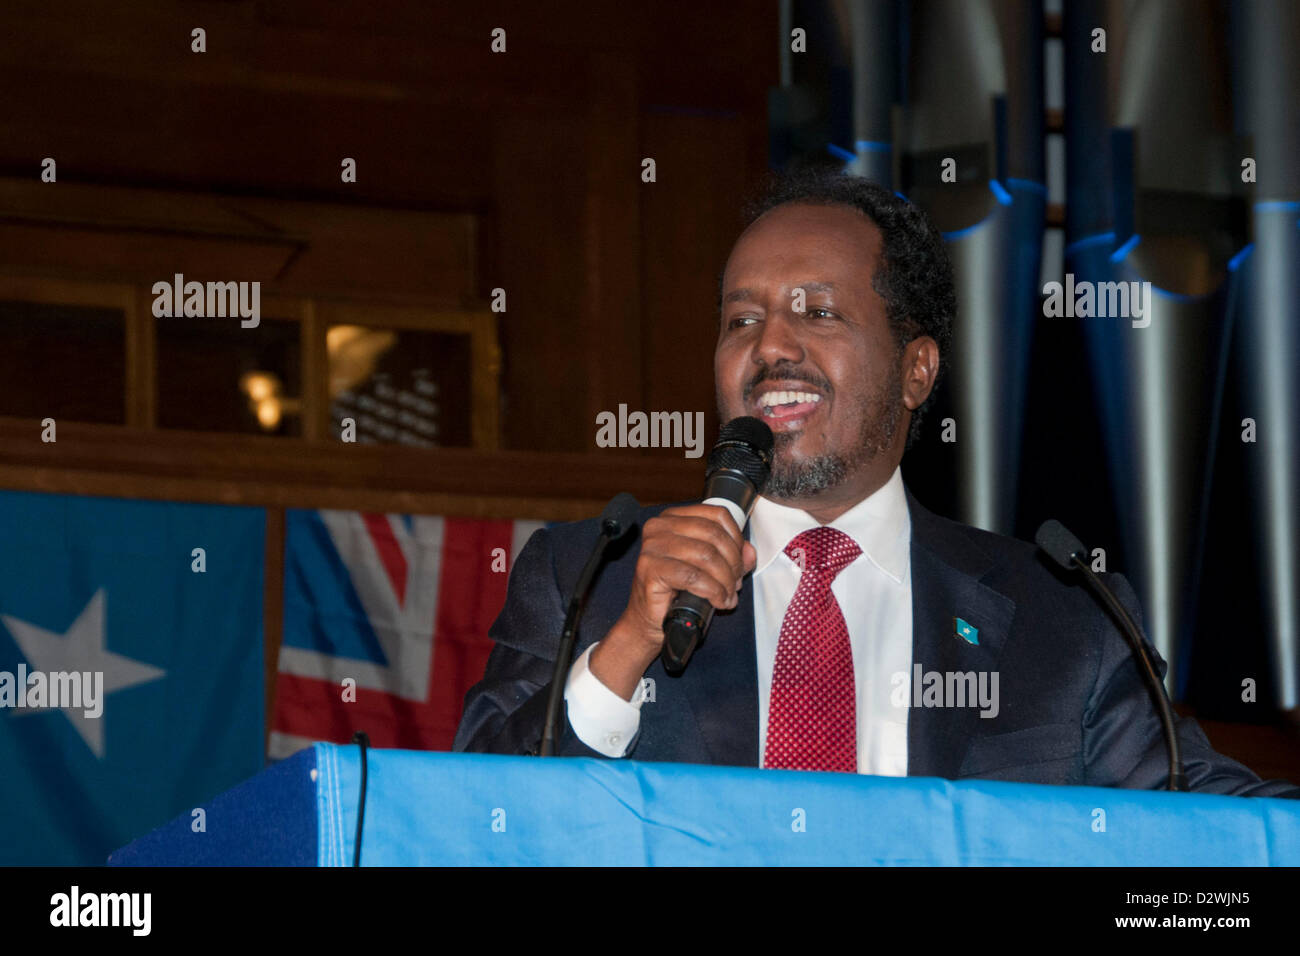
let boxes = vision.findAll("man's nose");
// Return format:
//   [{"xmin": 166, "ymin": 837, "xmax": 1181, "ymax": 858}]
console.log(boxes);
[{"xmin": 752, "ymin": 311, "xmax": 805, "ymax": 367}]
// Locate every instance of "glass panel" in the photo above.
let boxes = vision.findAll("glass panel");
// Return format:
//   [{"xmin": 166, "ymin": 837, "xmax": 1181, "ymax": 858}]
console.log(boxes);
[
  {"xmin": 0, "ymin": 300, "xmax": 125, "ymax": 423},
  {"xmin": 156, "ymin": 315, "xmax": 302, "ymax": 436},
  {"xmin": 327, "ymin": 325, "xmax": 471, "ymax": 448}
]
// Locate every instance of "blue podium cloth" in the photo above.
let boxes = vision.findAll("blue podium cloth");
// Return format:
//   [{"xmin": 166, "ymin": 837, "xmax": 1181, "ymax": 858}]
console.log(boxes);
[
  {"xmin": 108, "ymin": 747, "xmax": 317, "ymax": 866},
  {"xmin": 111, "ymin": 743, "xmax": 1300, "ymax": 866}
]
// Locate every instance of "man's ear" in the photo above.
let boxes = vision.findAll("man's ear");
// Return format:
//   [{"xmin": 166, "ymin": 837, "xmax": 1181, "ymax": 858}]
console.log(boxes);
[{"xmin": 901, "ymin": 336, "xmax": 940, "ymax": 411}]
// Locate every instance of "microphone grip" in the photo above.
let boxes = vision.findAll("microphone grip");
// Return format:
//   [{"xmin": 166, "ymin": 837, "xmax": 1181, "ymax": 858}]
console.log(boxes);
[
  {"xmin": 661, "ymin": 591, "xmax": 716, "ymax": 674},
  {"xmin": 703, "ymin": 494, "xmax": 747, "ymax": 531}
]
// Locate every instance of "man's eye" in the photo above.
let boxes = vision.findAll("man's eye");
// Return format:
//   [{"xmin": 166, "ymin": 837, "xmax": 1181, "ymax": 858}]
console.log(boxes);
[
  {"xmin": 808, "ymin": 308, "xmax": 834, "ymax": 319},
  {"xmin": 727, "ymin": 316, "xmax": 757, "ymax": 330}
]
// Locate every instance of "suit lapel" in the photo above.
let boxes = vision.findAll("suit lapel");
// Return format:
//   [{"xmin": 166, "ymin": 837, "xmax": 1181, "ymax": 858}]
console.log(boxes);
[
  {"xmin": 904, "ymin": 491, "xmax": 1016, "ymax": 779},
  {"xmin": 673, "ymin": 525, "xmax": 760, "ymax": 767}
]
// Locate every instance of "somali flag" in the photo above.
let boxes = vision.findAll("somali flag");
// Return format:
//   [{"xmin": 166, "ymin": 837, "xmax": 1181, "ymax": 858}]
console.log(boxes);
[{"xmin": 0, "ymin": 490, "xmax": 265, "ymax": 864}]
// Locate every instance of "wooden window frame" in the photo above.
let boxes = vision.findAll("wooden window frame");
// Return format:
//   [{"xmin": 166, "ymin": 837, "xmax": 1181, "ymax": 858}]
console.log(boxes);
[
  {"xmin": 0, "ymin": 274, "xmax": 695, "ymax": 517},
  {"xmin": 313, "ymin": 300, "xmax": 502, "ymax": 452}
]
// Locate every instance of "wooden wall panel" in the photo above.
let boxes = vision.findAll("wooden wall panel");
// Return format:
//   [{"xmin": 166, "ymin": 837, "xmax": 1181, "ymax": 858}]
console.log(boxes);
[
  {"xmin": 492, "ymin": 109, "xmax": 592, "ymax": 452},
  {"xmin": 639, "ymin": 112, "xmax": 764, "ymax": 446},
  {"xmin": 0, "ymin": 0, "xmax": 779, "ymax": 463},
  {"xmin": 0, "ymin": 417, "xmax": 699, "ymax": 515},
  {"xmin": 580, "ymin": 52, "xmax": 643, "ymax": 447},
  {"xmin": 0, "ymin": 180, "xmax": 479, "ymax": 301},
  {"xmin": 0, "ymin": 63, "xmax": 495, "ymax": 209}
]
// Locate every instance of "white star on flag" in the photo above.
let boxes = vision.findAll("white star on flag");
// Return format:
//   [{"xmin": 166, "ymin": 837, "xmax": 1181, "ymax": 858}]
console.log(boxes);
[{"xmin": 2, "ymin": 589, "xmax": 165, "ymax": 759}]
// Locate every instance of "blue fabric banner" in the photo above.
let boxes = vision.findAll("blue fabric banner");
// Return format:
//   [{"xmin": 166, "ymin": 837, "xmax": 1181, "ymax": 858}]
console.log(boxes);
[
  {"xmin": 311, "ymin": 746, "xmax": 1300, "ymax": 866},
  {"xmin": 0, "ymin": 490, "xmax": 266, "ymax": 864},
  {"xmin": 110, "ymin": 743, "xmax": 1300, "ymax": 866}
]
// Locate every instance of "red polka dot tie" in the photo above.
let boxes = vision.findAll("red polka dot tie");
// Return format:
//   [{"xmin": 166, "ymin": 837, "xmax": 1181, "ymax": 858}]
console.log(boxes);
[{"xmin": 763, "ymin": 526, "xmax": 861, "ymax": 773}]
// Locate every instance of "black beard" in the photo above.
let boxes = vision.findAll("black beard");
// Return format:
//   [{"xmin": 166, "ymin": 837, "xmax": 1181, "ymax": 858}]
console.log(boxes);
[
  {"xmin": 759, "ymin": 367, "xmax": 904, "ymax": 500},
  {"xmin": 763, "ymin": 435, "xmax": 847, "ymax": 498}
]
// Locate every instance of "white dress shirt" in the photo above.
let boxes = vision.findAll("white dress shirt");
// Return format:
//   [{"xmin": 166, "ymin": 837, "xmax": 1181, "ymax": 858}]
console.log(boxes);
[{"xmin": 564, "ymin": 466, "xmax": 914, "ymax": 775}]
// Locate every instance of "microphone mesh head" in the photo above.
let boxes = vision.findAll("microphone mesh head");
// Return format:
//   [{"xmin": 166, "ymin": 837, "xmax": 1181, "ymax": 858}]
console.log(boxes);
[
  {"xmin": 600, "ymin": 492, "xmax": 640, "ymax": 540},
  {"xmin": 1035, "ymin": 519, "xmax": 1086, "ymax": 569},
  {"xmin": 707, "ymin": 416, "xmax": 774, "ymax": 489}
]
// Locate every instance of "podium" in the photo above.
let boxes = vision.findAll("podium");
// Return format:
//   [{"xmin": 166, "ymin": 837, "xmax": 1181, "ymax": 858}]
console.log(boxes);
[{"xmin": 109, "ymin": 743, "xmax": 1300, "ymax": 866}]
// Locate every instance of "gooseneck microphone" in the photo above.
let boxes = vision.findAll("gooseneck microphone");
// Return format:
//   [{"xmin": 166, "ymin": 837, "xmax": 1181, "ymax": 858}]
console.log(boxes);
[
  {"xmin": 538, "ymin": 492, "xmax": 641, "ymax": 757},
  {"xmin": 661, "ymin": 416, "xmax": 774, "ymax": 675},
  {"xmin": 1034, "ymin": 519, "xmax": 1188, "ymax": 791}
]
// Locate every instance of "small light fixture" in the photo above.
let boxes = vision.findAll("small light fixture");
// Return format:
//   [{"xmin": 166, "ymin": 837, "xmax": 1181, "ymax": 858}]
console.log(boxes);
[
  {"xmin": 326, "ymin": 324, "xmax": 398, "ymax": 398},
  {"xmin": 239, "ymin": 371, "xmax": 301, "ymax": 432}
]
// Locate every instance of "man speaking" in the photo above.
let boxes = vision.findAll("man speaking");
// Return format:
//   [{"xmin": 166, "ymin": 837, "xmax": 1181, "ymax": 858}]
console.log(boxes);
[{"xmin": 454, "ymin": 168, "xmax": 1297, "ymax": 797}]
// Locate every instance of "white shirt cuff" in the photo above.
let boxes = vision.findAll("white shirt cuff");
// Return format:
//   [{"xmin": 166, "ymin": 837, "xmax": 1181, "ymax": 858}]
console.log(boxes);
[{"xmin": 563, "ymin": 642, "xmax": 645, "ymax": 757}]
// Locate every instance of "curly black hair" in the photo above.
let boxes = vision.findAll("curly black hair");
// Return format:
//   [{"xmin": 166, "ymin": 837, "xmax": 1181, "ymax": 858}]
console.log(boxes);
[{"xmin": 728, "ymin": 167, "xmax": 956, "ymax": 450}]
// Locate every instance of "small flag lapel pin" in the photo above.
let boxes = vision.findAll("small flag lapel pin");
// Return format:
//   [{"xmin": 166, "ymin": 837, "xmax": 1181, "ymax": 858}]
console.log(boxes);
[{"xmin": 954, "ymin": 617, "xmax": 979, "ymax": 645}]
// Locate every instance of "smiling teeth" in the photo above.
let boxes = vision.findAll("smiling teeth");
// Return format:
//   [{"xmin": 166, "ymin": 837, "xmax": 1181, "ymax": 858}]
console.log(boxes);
[{"xmin": 759, "ymin": 390, "xmax": 822, "ymax": 408}]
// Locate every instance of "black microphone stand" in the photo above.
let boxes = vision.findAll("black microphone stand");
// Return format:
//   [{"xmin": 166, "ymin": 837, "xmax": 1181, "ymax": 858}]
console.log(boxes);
[{"xmin": 538, "ymin": 505, "xmax": 635, "ymax": 756}]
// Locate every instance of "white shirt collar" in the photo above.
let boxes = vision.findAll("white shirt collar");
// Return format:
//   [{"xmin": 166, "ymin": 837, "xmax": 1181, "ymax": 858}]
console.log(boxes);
[{"xmin": 750, "ymin": 466, "xmax": 911, "ymax": 584}]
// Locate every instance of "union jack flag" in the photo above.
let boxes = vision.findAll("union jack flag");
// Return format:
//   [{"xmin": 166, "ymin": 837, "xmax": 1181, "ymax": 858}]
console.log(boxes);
[{"xmin": 268, "ymin": 510, "xmax": 544, "ymax": 759}]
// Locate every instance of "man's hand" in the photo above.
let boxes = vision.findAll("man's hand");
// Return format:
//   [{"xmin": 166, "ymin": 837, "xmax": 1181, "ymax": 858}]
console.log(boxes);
[{"xmin": 589, "ymin": 504, "xmax": 757, "ymax": 700}]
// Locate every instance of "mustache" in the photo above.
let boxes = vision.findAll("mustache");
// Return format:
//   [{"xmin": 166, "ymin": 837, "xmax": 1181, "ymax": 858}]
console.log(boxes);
[{"xmin": 742, "ymin": 365, "xmax": 833, "ymax": 403}]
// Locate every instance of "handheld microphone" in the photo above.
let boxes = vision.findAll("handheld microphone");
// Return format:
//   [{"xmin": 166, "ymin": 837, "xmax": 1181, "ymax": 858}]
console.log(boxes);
[
  {"xmin": 661, "ymin": 416, "xmax": 774, "ymax": 675},
  {"xmin": 538, "ymin": 492, "xmax": 640, "ymax": 756},
  {"xmin": 1034, "ymin": 519, "xmax": 1188, "ymax": 791}
]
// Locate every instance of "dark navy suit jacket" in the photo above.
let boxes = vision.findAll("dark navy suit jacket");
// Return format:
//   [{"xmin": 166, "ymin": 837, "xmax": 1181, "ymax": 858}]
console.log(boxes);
[{"xmin": 454, "ymin": 491, "xmax": 1299, "ymax": 797}]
